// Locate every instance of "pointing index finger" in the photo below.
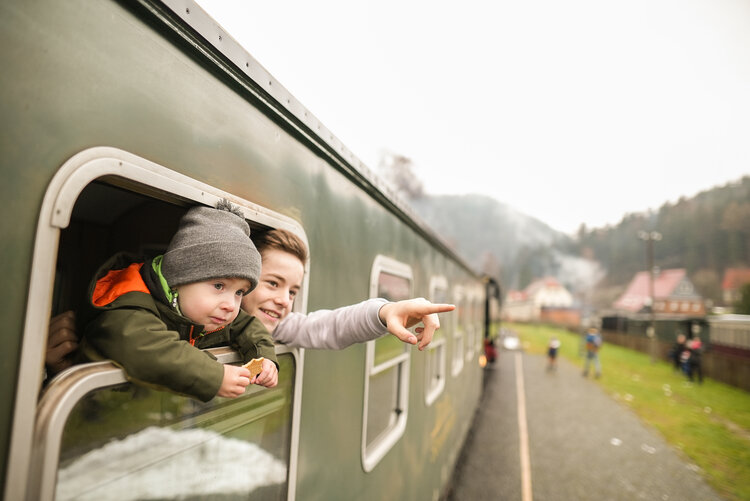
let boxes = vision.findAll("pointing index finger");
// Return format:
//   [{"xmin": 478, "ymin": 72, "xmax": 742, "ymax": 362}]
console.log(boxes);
[{"xmin": 427, "ymin": 303, "xmax": 455, "ymax": 314}]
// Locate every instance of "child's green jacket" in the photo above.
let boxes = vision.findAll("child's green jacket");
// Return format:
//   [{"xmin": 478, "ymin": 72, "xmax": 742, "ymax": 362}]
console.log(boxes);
[{"xmin": 81, "ymin": 252, "xmax": 277, "ymax": 402}]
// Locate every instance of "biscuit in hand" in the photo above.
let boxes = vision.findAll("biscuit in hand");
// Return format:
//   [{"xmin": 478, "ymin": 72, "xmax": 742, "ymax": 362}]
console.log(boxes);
[{"xmin": 243, "ymin": 357, "xmax": 265, "ymax": 379}]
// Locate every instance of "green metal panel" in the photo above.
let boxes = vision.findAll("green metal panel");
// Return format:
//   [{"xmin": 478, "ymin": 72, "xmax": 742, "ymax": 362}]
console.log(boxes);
[{"xmin": 1, "ymin": 0, "xmax": 484, "ymax": 498}]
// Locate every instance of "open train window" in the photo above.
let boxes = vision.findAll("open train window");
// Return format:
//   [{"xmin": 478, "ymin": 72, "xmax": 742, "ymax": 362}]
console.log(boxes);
[
  {"xmin": 425, "ymin": 276, "xmax": 449, "ymax": 406},
  {"xmin": 362, "ymin": 255, "xmax": 413, "ymax": 472},
  {"xmin": 451, "ymin": 286, "xmax": 465, "ymax": 376},
  {"xmin": 12, "ymin": 148, "xmax": 306, "ymax": 501}
]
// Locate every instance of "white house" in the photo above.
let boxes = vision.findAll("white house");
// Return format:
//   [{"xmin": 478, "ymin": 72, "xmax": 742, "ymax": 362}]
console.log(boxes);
[{"xmin": 502, "ymin": 277, "xmax": 575, "ymax": 323}]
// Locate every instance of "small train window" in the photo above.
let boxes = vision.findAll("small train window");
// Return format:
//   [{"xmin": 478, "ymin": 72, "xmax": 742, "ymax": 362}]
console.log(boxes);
[
  {"xmin": 475, "ymin": 290, "xmax": 485, "ymax": 355},
  {"xmin": 425, "ymin": 276, "xmax": 449, "ymax": 406},
  {"xmin": 451, "ymin": 287, "xmax": 465, "ymax": 376},
  {"xmin": 362, "ymin": 255, "xmax": 413, "ymax": 472},
  {"xmin": 465, "ymin": 292, "xmax": 482, "ymax": 363},
  {"xmin": 465, "ymin": 295, "xmax": 476, "ymax": 362}
]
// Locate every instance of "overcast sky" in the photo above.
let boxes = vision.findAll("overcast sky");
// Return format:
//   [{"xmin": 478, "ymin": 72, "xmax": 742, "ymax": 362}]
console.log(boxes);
[{"xmin": 196, "ymin": 0, "xmax": 750, "ymax": 234}]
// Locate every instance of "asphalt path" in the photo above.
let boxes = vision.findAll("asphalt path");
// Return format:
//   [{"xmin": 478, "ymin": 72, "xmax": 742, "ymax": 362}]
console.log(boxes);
[{"xmin": 444, "ymin": 348, "xmax": 724, "ymax": 501}]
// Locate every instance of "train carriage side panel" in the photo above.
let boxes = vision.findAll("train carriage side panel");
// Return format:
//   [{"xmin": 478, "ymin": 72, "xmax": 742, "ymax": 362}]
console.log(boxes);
[{"xmin": 2, "ymin": 0, "xmax": 486, "ymax": 499}]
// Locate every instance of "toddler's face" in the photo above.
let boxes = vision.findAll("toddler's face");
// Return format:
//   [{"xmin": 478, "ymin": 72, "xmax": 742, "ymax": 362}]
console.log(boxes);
[
  {"xmin": 177, "ymin": 277, "xmax": 252, "ymax": 332},
  {"xmin": 241, "ymin": 249, "xmax": 304, "ymax": 333}
]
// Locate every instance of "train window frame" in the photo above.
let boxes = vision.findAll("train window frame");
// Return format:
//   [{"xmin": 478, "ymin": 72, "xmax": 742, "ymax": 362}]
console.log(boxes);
[
  {"xmin": 465, "ymin": 294, "xmax": 476, "ymax": 363},
  {"xmin": 7, "ymin": 147, "xmax": 308, "ymax": 501},
  {"xmin": 33, "ymin": 346, "xmax": 299, "ymax": 500},
  {"xmin": 474, "ymin": 291, "xmax": 482, "ymax": 355},
  {"xmin": 477, "ymin": 286, "xmax": 486, "ymax": 353},
  {"xmin": 425, "ymin": 275, "xmax": 448, "ymax": 406},
  {"xmin": 465, "ymin": 289, "xmax": 482, "ymax": 363},
  {"xmin": 361, "ymin": 255, "xmax": 413, "ymax": 473},
  {"xmin": 451, "ymin": 286, "xmax": 465, "ymax": 376}
]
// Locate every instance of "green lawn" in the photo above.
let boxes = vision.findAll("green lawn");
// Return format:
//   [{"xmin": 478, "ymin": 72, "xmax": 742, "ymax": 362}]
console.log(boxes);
[{"xmin": 507, "ymin": 322, "xmax": 750, "ymax": 501}]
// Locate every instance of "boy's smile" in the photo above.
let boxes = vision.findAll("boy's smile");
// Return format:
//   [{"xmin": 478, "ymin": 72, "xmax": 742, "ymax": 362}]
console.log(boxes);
[
  {"xmin": 242, "ymin": 249, "xmax": 304, "ymax": 333},
  {"xmin": 176, "ymin": 277, "xmax": 252, "ymax": 332}
]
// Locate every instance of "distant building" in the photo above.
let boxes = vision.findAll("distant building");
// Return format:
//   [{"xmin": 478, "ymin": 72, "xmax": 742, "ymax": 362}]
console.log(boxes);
[
  {"xmin": 721, "ymin": 268, "xmax": 750, "ymax": 306},
  {"xmin": 613, "ymin": 268, "xmax": 705, "ymax": 316},
  {"xmin": 503, "ymin": 277, "xmax": 580, "ymax": 326}
]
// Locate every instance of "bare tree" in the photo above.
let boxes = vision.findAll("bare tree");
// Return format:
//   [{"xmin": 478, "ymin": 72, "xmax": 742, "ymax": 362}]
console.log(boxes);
[{"xmin": 377, "ymin": 151, "xmax": 424, "ymax": 200}]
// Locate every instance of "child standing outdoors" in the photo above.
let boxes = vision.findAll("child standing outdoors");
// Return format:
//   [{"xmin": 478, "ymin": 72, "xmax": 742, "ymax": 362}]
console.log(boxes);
[
  {"xmin": 582, "ymin": 326, "xmax": 602, "ymax": 378},
  {"xmin": 547, "ymin": 336, "xmax": 560, "ymax": 371},
  {"xmin": 81, "ymin": 200, "xmax": 278, "ymax": 402}
]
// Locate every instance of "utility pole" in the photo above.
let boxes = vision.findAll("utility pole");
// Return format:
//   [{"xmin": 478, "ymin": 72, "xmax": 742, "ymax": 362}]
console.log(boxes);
[{"xmin": 638, "ymin": 230, "xmax": 662, "ymax": 363}]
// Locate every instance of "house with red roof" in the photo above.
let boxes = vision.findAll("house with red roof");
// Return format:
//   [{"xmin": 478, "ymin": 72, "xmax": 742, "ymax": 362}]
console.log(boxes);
[
  {"xmin": 721, "ymin": 268, "xmax": 750, "ymax": 306},
  {"xmin": 613, "ymin": 268, "xmax": 705, "ymax": 316}
]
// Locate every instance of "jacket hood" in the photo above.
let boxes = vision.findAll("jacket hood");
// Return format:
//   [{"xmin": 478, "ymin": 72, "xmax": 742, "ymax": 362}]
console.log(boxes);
[{"xmin": 90, "ymin": 253, "xmax": 151, "ymax": 308}]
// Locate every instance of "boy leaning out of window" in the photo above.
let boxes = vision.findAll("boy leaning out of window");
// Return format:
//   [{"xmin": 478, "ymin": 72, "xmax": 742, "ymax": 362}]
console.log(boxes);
[{"xmin": 80, "ymin": 199, "xmax": 278, "ymax": 402}]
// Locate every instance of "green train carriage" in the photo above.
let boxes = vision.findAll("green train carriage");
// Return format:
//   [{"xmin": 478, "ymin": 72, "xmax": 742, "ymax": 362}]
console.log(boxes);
[{"xmin": 1, "ymin": 1, "xmax": 487, "ymax": 499}]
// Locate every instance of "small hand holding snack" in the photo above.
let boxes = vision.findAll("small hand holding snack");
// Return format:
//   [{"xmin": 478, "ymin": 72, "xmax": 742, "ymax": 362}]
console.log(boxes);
[
  {"xmin": 217, "ymin": 358, "xmax": 277, "ymax": 398},
  {"xmin": 244, "ymin": 357, "xmax": 278, "ymax": 388},
  {"xmin": 379, "ymin": 298, "xmax": 456, "ymax": 351},
  {"xmin": 218, "ymin": 364, "xmax": 252, "ymax": 398}
]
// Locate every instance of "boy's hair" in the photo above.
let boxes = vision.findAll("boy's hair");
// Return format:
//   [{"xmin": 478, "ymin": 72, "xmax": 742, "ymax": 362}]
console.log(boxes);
[
  {"xmin": 253, "ymin": 228, "xmax": 308, "ymax": 265},
  {"xmin": 162, "ymin": 199, "xmax": 261, "ymax": 290}
]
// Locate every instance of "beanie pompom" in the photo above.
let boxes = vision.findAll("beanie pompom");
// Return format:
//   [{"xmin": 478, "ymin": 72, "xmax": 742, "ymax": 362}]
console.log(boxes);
[{"xmin": 216, "ymin": 198, "xmax": 245, "ymax": 219}]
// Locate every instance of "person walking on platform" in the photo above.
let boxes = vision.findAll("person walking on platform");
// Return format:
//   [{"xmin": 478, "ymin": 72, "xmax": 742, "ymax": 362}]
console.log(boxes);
[
  {"xmin": 670, "ymin": 333, "xmax": 687, "ymax": 372},
  {"xmin": 686, "ymin": 338, "xmax": 704, "ymax": 384},
  {"xmin": 547, "ymin": 336, "xmax": 560, "ymax": 371},
  {"xmin": 582, "ymin": 327, "xmax": 602, "ymax": 378}
]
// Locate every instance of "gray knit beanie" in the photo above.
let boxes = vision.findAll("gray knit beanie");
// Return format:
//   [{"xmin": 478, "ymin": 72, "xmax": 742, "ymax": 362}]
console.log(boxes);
[{"xmin": 161, "ymin": 199, "xmax": 261, "ymax": 291}]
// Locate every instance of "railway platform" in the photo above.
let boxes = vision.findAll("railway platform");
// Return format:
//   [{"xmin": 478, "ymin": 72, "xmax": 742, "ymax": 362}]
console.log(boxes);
[{"xmin": 444, "ymin": 348, "xmax": 723, "ymax": 501}]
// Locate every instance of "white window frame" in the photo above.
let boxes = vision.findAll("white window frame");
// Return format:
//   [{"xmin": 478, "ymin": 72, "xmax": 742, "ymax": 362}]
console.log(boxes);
[
  {"xmin": 451, "ymin": 286, "xmax": 465, "ymax": 376},
  {"xmin": 425, "ymin": 276, "xmax": 448, "ymax": 406},
  {"xmin": 7, "ymin": 147, "xmax": 308, "ymax": 501},
  {"xmin": 465, "ymin": 288, "xmax": 483, "ymax": 363},
  {"xmin": 361, "ymin": 255, "xmax": 412, "ymax": 472},
  {"xmin": 465, "ymin": 294, "xmax": 476, "ymax": 362},
  {"xmin": 475, "ymin": 286, "xmax": 485, "ymax": 354}
]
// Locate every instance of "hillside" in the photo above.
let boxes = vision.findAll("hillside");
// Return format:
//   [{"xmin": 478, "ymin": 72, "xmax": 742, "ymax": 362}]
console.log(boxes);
[
  {"xmin": 409, "ymin": 194, "xmax": 604, "ymax": 298},
  {"xmin": 410, "ymin": 194, "xmax": 562, "ymax": 264}
]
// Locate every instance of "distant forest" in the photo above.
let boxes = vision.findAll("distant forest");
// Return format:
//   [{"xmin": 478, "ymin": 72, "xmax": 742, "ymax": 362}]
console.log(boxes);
[{"xmin": 570, "ymin": 176, "xmax": 750, "ymax": 306}]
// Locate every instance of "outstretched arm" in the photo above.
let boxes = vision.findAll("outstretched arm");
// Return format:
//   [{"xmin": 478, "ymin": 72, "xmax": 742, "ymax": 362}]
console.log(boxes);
[
  {"xmin": 273, "ymin": 298, "xmax": 455, "ymax": 351},
  {"xmin": 378, "ymin": 298, "xmax": 455, "ymax": 351},
  {"xmin": 273, "ymin": 299, "xmax": 390, "ymax": 350}
]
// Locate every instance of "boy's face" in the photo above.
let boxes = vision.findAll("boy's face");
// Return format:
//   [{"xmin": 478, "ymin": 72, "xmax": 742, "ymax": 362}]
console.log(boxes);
[
  {"xmin": 176, "ymin": 277, "xmax": 252, "ymax": 332},
  {"xmin": 241, "ymin": 249, "xmax": 304, "ymax": 333}
]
